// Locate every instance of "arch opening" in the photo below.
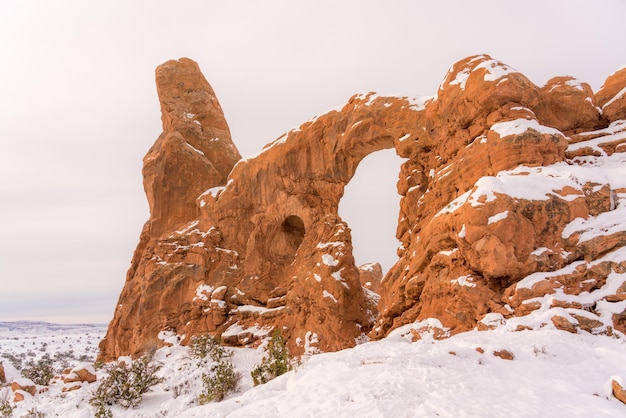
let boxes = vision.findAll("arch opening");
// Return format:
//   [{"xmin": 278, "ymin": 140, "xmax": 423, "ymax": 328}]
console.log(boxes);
[
  {"xmin": 282, "ymin": 215, "xmax": 306, "ymax": 249},
  {"xmin": 338, "ymin": 148, "xmax": 403, "ymax": 276},
  {"xmin": 266, "ymin": 215, "xmax": 306, "ymax": 266}
]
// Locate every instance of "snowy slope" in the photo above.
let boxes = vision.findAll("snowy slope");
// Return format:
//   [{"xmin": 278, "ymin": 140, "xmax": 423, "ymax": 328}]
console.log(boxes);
[{"xmin": 2, "ymin": 320, "xmax": 626, "ymax": 417}]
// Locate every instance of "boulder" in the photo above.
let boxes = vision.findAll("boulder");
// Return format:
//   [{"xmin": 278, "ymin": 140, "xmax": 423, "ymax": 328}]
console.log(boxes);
[
  {"xmin": 493, "ymin": 349, "xmax": 515, "ymax": 360},
  {"xmin": 596, "ymin": 67, "xmax": 626, "ymax": 122},
  {"xmin": 613, "ymin": 379, "xmax": 626, "ymax": 405},
  {"xmin": 534, "ymin": 76, "xmax": 603, "ymax": 134},
  {"xmin": 11, "ymin": 378, "xmax": 36, "ymax": 402},
  {"xmin": 62, "ymin": 363, "xmax": 97, "ymax": 384}
]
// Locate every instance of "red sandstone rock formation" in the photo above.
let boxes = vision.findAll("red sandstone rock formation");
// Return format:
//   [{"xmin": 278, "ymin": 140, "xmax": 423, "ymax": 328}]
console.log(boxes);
[
  {"xmin": 100, "ymin": 55, "xmax": 626, "ymax": 361},
  {"xmin": 596, "ymin": 67, "xmax": 626, "ymax": 122},
  {"xmin": 99, "ymin": 58, "xmax": 422, "ymax": 360},
  {"xmin": 373, "ymin": 55, "xmax": 626, "ymax": 339}
]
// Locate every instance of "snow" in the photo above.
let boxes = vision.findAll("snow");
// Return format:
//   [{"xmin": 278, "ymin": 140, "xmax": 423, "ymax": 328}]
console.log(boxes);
[
  {"xmin": 575, "ymin": 120, "xmax": 626, "ymax": 137},
  {"xmin": 488, "ymin": 210, "xmax": 509, "ymax": 224},
  {"xmin": 221, "ymin": 323, "xmax": 271, "ymax": 339},
  {"xmin": 185, "ymin": 143, "xmax": 205, "ymax": 156},
  {"xmin": 565, "ymin": 78, "xmax": 586, "ymax": 91},
  {"xmin": 491, "ymin": 118, "xmax": 564, "ymax": 138},
  {"xmin": 193, "ymin": 284, "xmax": 214, "ymax": 302},
  {"xmin": 451, "ymin": 275, "xmax": 476, "ymax": 288},
  {"xmin": 449, "ymin": 67, "xmax": 471, "ymax": 89},
  {"xmin": 13, "ymin": 377, "xmax": 35, "ymax": 387},
  {"xmin": 603, "ymin": 85, "xmax": 626, "ymax": 109},
  {"xmin": 322, "ymin": 290, "xmax": 338, "ymax": 303},
  {"xmin": 302, "ymin": 331, "xmax": 320, "ymax": 355},
  {"xmin": 398, "ymin": 132, "xmax": 411, "ymax": 142},
  {"xmin": 516, "ymin": 246, "xmax": 626, "ymax": 292},
  {"xmin": 1, "ymin": 319, "xmax": 625, "ymax": 417},
  {"xmin": 407, "ymin": 95, "xmax": 433, "ymax": 111},
  {"xmin": 332, "ymin": 269, "xmax": 350, "ymax": 289},
  {"xmin": 562, "ymin": 200, "xmax": 626, "ymax": 244},
  {"xmin": 321, "ymin": 253, "xmax": 339, "ymax": 266},
  {"xmin": 438, "ymin": 248, "xmax": 458, "ymax": 257},
  {"xmin": 71, "ymin": 362, "xmax": 96, "ymax": 375},
  {"xmin": 198, "ymin": 185, "xmax": 226, "ymax": 201},
  {"xmin": 531, "ymin": 247, "xmax": 550, "ymax": 256},
  {"xmin": 316, "ymin": 241, "xmax": 344, "ymax": 249},
  {"xmin": 474, "ymin": 58, "xmax": 517, "ymax": 82},
  {"xmin": 567, "ymin": 128, "xmax": 626, "ymax": 156},
  {"xmin": 438, "ymin": 160, "xmax": 621, "ymax": 217},
  {"xmin": 175, "ymin": 220, "xmax": 200, "ymax": 235}
]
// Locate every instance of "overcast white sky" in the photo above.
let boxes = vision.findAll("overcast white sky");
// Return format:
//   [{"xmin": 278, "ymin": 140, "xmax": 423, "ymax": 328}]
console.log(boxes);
[{"xmin": 1, "ymin": 0, "xmax": 624, "ymax": 324}]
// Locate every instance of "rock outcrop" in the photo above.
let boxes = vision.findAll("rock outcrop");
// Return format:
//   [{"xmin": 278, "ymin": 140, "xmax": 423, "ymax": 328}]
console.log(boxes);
[
  {"xmin": 373, "ymin": 55, "xmax": 626, "ymax": 339},
  {"xmin": 100, "ymin": 55, "xmax": 626, "ymax": 360},
  {"xmin": 99, "ymin": 58, "xmax": 422, "ymax": 359}
]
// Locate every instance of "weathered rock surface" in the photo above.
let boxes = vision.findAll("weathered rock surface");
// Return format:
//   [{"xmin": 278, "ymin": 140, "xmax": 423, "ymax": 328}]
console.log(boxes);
[
  {"xmin": 144, "ymin": 57, "xmax": 241, "ymax": 238},
  {"xmin": 596, "ymin": 67, "xmax": 626, "ymax": 123},
  {"xmin": 373, "ymin": 55, "xmax": 626, "ymax": 340},
  {"xmin": 100, "ymin": 54, "xmax": 626, "ymax": 360},
  {"xmin": 358, "ymin": 262, "xmax": 383, "ymax": 294}
]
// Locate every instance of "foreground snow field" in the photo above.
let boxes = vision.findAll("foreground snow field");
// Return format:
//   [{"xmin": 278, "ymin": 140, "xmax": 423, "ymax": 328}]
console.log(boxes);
[{"xmin": 1, "ymin": 321, "xmax": 625, "ymax": 417}]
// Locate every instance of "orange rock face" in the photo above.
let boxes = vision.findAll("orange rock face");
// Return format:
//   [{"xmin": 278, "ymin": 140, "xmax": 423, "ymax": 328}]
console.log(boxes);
[
  {"xmin": 99, "ymin": 58, "xmax": 422, "ymax": 360},
  {"xmin": 373, "ymin": 55, "xmax": 626, "ymax": 340},
  {"xmin": 596, "ymin": 67, "xmax": 626, "ymax": 122},
  {"xmin": 100, "ymin": 55, "xmax": 626, "ymax": 360}
]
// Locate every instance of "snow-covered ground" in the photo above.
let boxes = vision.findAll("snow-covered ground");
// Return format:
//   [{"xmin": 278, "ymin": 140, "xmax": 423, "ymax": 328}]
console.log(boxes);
[
  {"xmin": 0, "ymin": 321, "xmax": 105, "ymax": 375},
  {"xmin": 1, "ymin": 320, "xmax": 625, "ymax": 417}
]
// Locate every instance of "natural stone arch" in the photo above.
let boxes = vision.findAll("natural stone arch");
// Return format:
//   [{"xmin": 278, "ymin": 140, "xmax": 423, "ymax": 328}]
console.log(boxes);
[
  {"xmin": 338, "ymin": 148, "xmax": 404, "ymax": 274},
  {"xmin": 99, "ymin": 59, "xmax": 424, "ymax": 360}
]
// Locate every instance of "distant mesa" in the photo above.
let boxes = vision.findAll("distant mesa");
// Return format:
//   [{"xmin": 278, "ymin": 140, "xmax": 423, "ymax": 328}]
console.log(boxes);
[{"xmin": 98, "ymin": 55, "xmax": 626, "ymax": 361}]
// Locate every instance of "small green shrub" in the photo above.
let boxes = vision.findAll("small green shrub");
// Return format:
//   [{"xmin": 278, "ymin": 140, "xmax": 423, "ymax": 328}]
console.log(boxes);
[
  {"xmin": 0, "ymin": 387, "xmax": 12, "ymax": 418},
  {"xmin": 189, "ymin": 334, "xmax": 231, "ymax": 363},
  {"xmin": 1, "ymin": 352, "xmax": 24, "ymax": 370},
  {"xmin": 22, "ymin": 355, "xmax": 55, "ymax": 386},
  {"xmin": 191, "ymin": 334, "xmax": 240, "ymax": 403},
  {"xmin": 89, "ymin": 353, "xmax": 164, "ymax": 418},
  {"xmin": 0, "ymin": 402, "xmax": 11, "ymax": 418},
  {"xmin": 198, "ymin": 360, "xmax": 240, "ymax": 404},
  {"xmin": 251, "ymin": 329, "xmax": 292, "ymax": 386},
  {"xmin": 22, "ymin": 407, "xmax": 45, "ymax": 418}
]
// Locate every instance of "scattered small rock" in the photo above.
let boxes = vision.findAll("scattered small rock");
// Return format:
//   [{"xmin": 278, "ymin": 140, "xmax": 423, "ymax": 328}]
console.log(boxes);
[
  {"xmin": 493, "ymin": 349, "xmax": 514, "ymax": 360},
  {"xmin": 612, "ymin": 379, "xmax": 626, "ymax": 405}
]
